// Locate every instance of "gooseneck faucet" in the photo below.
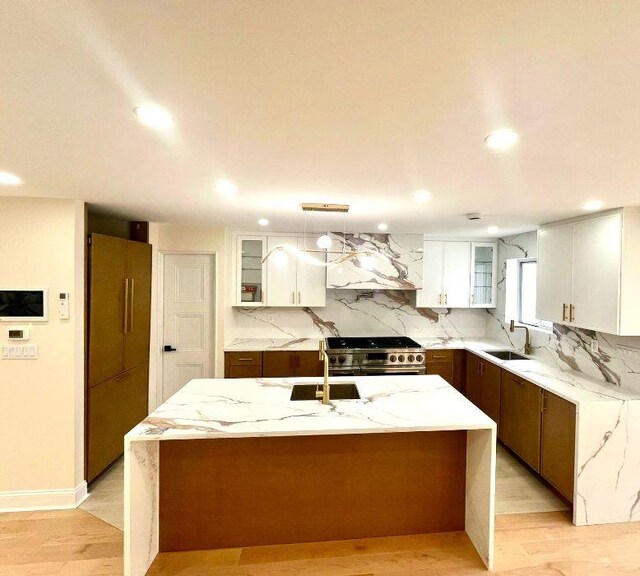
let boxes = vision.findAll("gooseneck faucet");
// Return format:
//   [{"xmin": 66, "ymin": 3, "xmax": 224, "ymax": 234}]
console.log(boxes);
[
  {"xmin": 316, "ymin": 339, "xmax": 331, "ymax": 404},
  {"xmin": 510, "ymin": 320, "xmax": 532, "ymax": 355}
]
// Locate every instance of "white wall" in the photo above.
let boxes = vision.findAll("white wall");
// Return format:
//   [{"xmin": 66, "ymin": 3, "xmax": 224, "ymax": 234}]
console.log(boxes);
[
  {"xmin": 148, "ymin": 224, "xmax": 226, "ymax": 408},
  {"xmin": 0, "ymin": 197, "xmax": 85, "ymax": 510}
]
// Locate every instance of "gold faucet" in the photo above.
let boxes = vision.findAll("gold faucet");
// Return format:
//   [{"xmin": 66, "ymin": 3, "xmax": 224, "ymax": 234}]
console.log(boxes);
[
  {"xmin": 316, "ymin": 339, "xmax": 331, "ymax": 404},
  {"xmin": 509, "ymin": 320, "xmax": 532, "ymax": 355}
]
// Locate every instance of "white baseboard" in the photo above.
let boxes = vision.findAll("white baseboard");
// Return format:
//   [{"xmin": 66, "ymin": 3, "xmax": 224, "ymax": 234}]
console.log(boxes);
[{"xmin": 0, "ymin": 481, "xmax": 88, "ymax": 512}]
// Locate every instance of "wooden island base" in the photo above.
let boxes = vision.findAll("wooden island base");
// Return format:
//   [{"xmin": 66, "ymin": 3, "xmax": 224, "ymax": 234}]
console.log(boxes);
[{"xmin": 159, "ymin": 431, "xmax": 467, "ymax": 552}]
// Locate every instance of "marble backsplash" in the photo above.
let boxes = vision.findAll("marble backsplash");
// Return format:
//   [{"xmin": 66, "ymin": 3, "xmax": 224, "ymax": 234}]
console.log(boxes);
[
  {"xmin": 229, "ymin": 289, "xmax": 486, "ymax": 341},
  {"xmin": 487, "ymin": 231, "xmax": 640, "ymax": 394}
]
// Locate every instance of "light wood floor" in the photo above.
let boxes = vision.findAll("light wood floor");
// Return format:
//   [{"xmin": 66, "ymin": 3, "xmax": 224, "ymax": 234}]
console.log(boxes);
[{"xmin": 3, "ymin": 509, "xmax": 640, "ymax": 575}]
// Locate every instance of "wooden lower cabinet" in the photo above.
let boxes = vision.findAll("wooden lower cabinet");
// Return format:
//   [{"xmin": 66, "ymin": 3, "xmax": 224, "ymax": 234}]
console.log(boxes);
[
  {"xmin": 541, "ymin": 391, "xmax": 576, "ymax": 502},
  {"xmin": 500, "ymin": 371, "xmax": 542, "ymax": 471},
  {"xmin": 263, "ymin": 351, "xmax": 323, "ymax": 377},
  {"xmin": 424, "ymin": 349, "xmax": 466, "ymax": 393},
  {"xmin": 465, "ymin": 352, "xmax": 501, "ymax": 427},
  {"xmin": 225, "ymin": 351, "xmax": 322, "ymax": 378},
  {"xmin": 87, "ymin": 362, "xmax": 148, "ymax": 482},
  {"xmin": 426, "ymin": 362, "xmax": 454, "ymax": 386},
  {"xmin": 225, "ymin": 352, "xmax": 263, "ymax": 378}
]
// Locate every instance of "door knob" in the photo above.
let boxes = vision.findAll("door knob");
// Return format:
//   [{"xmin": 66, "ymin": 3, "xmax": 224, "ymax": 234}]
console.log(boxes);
[{"xmin": 163, "ymin": 345, "xmax": 177, "ymax": 352}]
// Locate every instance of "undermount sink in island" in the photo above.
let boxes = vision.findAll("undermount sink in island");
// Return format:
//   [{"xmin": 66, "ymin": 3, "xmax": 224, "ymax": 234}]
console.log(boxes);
[{"xmin": 124, "ymin": 375, "xmax": 497, "ymax": 576}]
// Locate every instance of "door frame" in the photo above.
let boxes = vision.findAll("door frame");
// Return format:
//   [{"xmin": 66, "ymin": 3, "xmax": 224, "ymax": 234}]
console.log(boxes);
[{"xmin": 156, "ymin": 251, "xmax": 217, "ymax": 408}]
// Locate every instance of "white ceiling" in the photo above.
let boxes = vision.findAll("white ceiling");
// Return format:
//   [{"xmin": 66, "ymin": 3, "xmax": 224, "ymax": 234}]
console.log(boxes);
[{"xmin": 2, "ymin": 1, "xmax": 640, "ymax": 236}]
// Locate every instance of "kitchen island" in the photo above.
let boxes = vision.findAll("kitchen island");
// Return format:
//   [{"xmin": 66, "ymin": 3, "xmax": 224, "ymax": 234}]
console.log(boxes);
[{"xmin": 124, "ymin": 375, "xmax": 496, "ymax": 575}]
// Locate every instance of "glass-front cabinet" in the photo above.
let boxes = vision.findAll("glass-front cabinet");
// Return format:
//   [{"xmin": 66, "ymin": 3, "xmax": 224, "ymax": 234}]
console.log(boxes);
[
  {"xmin": 236, "ymin": 236, "xmax": 266, "ymax": 306},
  {"xmin": 470, "ymin": 242, "xmax": 498, "ymax": 308}
]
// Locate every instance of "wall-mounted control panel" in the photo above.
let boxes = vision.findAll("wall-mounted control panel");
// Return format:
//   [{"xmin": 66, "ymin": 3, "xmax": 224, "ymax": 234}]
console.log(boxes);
[
  {"xmin": 7, "ymin": 327, "xmax": 30, "ymax": 341},
  {"xmin": 1, "ymin": 344, "xmax": 38, "ymax": 359},
  {"xmin": 59, "ymin": 292, "xmax": 70, "ymax": 320}
]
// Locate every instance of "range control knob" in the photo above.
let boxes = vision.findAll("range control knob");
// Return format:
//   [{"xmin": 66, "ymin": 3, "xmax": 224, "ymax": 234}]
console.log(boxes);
[
  {"xmin": 398, "ymin": 355, "xmax": 405, "ymax": 363},
  {"xmin": 390, "ymin": 355, "xmax": 397, "ymax": 362},
  {"xmin": 329, "ymin": 356, "xmax": 337, "ymax": 364},
  {"xmin": 408, "ymin": 354, "xmax": 415, "ymax": 362},
  {"xmin": 338, "ymin": 355, "xmax": 346, "ymax": 364},
  {"xmin": 416, "ymin": 354, "xmax": 424, "ymax": 363}
]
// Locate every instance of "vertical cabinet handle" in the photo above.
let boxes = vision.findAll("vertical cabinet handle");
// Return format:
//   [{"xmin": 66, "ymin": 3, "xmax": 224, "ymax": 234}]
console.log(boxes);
[
  {"xmin": 562, "ymin": 303, "xmax": 568, "ymax": 321},
  {"xmin": 471, "ymin": 293, "xmax": 475, "ymax": 305},
  {"xmin": 444, "ymin": 293, "xmax": 448, "ymax": 305},
  {"xmin": 298, "ymin": 291, "xmax": 301, "ymax": 305},
  {"xmin": 129, "ymin": 278, "xmax": 135, "ymax": 333},
  {"xmin": 123, "ymin": 278, "xmax": 130, "ymax": 334},
  {"xmin": 291, "ymin": 291, "xmax": 295, "ymax": 304},
  {"xmin": 569, "ymin": 304, "xmax": 575, "ymax": 322}
]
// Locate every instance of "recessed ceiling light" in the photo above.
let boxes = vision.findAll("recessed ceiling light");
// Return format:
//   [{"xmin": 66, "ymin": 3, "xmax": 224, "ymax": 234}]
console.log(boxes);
[
  {"xmin": 412, "ymin": 189, "xmax": 431, "ymax": 203},
  {"xmin": 215, "ymin": 178, "xmax": 237, "ymax": 196},
  {"xmin": 487, "ymin": 226, "xmax": 500, "ymax": 234},
  {"xmin": 258, "ymin": 218, "xmax": 269, "ymax": 226},
  {"xmin": 484, "ymin": 129, "xmax": 518, "ymax": 151},
  {"xmin": 377, "ymin": 223, "xmax": 388, "ymax": 231},
  {"xmin": 582, "ymin": 200, "xmax": 604, "ymax": 211},
  {"xmin": 133, "ymin": 104, "xmax": 175, "ymax": 131},
  {"xmin": 0, "ymin": 171, "xmax": 22, "ymax": 186}
]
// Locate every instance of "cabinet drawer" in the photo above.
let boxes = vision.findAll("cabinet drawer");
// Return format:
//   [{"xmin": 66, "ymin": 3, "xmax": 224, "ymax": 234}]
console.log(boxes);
[
  {"xmin": 425, "ymin": 349, "xmax": 453, "ymax": 363},
  {"xmin": 226, "ymin": 352, "xmax": 263, "ymax": 366},
  {"xmin": 227, "ymin": 365, "xmax": 263, "ymax": 379},
  {"xmin": 88, "ymin": 362, "xmax": 148, "ymax": 481}
]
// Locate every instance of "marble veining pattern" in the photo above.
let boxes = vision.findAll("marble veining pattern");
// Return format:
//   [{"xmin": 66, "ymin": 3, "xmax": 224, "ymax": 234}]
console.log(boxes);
[
  {"xmin": 326, "ymin": 233, "xmax": 423, "ymax": 290},
  {"xmin": 486, "ymin": 231, "xmax": 640, "ymax": 394},
  {"xmin": 229, "ymin": 289, "xmax": 486, "ymax": 342},
  {"xmin": 128, "ymin": 376, "xmax": 494, "ymax": 441}
]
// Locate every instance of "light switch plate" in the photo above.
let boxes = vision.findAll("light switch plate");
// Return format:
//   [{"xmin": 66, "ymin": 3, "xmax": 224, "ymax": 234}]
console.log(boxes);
[{"xmin": 1, "ymin": 344, "xmax": 38, "ymax": 359}]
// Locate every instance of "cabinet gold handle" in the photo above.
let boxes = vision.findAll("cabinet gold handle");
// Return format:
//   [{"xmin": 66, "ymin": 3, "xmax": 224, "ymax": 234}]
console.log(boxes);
[
  {"xmin": 298, "ymin": 291, "xmax": 301, "ymax": 304},
  {"xmin": 431, "ymin": 354, "xmax": 447, "ymax": 359},
  {"xmin": 123, "ymin": 279, "xmax": 129, "ymax": 334},
  {"xmin": 444, "ymin": 293, "xmax": 448, "ymax": 305},
  {"xmin": 569, "ymin": 304, "xmax": 575, "ymax": 322},
  {"xmin": 542, "ymin": 393, "xmax": 547, "ymax": 413},
  {"xmin": 129, "ymin": 278, "xmax": 135, "ymax": 333},
  {"xmin": 291, "ymin": 291, "xmax": 295, "ymax": 304},
  {"xmin": 238, "ymin": 357, "xmax": 254, "ymax": 362},
  {"xmin": 471, "ymin": 293, "xmax": 475, "ymax": 304},
  {"xmin": 562, "ymin": 303, "xmax": 568, "ymax": 321}
]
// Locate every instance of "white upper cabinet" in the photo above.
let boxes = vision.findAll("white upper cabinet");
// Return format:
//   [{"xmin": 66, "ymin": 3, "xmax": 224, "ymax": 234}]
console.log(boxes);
[
  {"xmin": 443, "ymin": 242, "xmax": 472, "ymax": 307},
  {"xmin": 470, "ymin": 243, "xmax": 498, "ymax": 308},
  {"xmin": 416, "ymin": 240, "xmax": 493, "ymax": 308},
  {"xmin": 235, "ymin": 236, "xmax": 266, "ymax": 306},
  {"xmin": 537, "ymin": 209, "xmax": 640, "ymax": 335},
  {"xmin": 265, "ymin": 236, "xmax": 298, "ymax": 306},
  {"xmin": 537, "ymin": 225, "xmax": 573, "ymax": 323},
  {"xmin": 234, "ymin": 233, "xmax": 326, "ymax": 307},
  {"xmin": 326, "ymin": 233, "xmax": 423, "ymax": 290},
  {"xmin": 296, "ymin": 236, "xmax": 326, "ymax": 307}
]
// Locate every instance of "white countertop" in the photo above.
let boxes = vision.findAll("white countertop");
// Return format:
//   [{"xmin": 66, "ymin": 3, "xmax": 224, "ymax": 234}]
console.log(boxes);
[
  {"xmin": 224, "ymin": 337, "xmax": 640, "ymax": 405},
  {"xmin": 127, "ymin": 375, "xmax": 495, "ymax": 442}
]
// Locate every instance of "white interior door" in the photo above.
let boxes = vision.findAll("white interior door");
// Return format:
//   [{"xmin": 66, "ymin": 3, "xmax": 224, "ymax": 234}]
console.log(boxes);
[
  {"xmin": 443, "ymin": 241, "xmax": 471, "ymax": 307},
  {"xmin": 162, "ymin": 254, "xmax": 215, "ymax": 402}
]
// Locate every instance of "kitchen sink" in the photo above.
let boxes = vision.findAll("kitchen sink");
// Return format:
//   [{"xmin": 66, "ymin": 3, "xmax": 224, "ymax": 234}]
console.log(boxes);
[
  {"xmin": 485, "ymin": 350, "xmax": 530, "ymax": 361},
  {"xmin": 290, "ymin": 382, "xmax": 361, "ymax": 401}
]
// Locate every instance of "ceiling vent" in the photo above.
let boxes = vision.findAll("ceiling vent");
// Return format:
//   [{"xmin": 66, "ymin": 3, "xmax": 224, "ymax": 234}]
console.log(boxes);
[{"xmin": 466, "ymin": 212, "xmax": 482, "ymax": 221}]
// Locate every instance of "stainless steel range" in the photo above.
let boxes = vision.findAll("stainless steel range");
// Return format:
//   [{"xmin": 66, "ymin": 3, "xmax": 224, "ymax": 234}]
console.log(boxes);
[{"xmin": 325, "ymin": 336, "xmax": 426, "ymax": 376}]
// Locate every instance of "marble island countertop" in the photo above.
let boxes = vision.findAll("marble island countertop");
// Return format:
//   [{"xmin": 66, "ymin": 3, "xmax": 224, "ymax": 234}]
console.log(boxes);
[
  {"xmin": 127, "ymin": 375, "xmax": 495, "ymax": 442},
  {"xmin": 225, "ymin": 337, "xmax": 640, "ymax": 405}
]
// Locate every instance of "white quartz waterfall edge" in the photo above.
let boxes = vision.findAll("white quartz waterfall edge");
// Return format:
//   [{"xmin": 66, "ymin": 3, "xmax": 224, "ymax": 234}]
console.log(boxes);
[{"xmin": 123, "ymin": 375, "xmax": 496, "ymax": 575}]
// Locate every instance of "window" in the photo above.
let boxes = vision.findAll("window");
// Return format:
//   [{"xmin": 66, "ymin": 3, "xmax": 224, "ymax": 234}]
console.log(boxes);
[{"xmin": 505, "ymin": 258, "xmax": 552, "ymax": 331}]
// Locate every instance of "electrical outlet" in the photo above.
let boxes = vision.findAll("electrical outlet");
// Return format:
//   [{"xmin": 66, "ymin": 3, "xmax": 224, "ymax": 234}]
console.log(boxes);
[{"xmin": 590, "ymin": 338, "xmax": 599, "ymax": 354}]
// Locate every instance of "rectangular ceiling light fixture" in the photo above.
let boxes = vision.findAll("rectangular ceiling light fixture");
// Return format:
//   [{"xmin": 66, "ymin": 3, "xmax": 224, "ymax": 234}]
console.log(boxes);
[{"xmin": 300, "ymin": 203, "xmax": 349, "ymax": 213}]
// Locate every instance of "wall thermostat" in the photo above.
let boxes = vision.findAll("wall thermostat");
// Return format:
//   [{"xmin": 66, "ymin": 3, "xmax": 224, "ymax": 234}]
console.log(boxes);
[
  {"xmin": 8, "ymin": 327, "xmax": 29, "ymax": 341},
  {"xmin": 59, "ymin": 292, "xmax": 70, "ymax": 320}
]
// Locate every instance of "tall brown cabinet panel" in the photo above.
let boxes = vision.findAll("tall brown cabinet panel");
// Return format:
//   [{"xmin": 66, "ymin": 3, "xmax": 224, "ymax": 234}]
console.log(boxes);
[{"xmin": 87, "ymin": 233, "xmax": 152, "ymax": 482}]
